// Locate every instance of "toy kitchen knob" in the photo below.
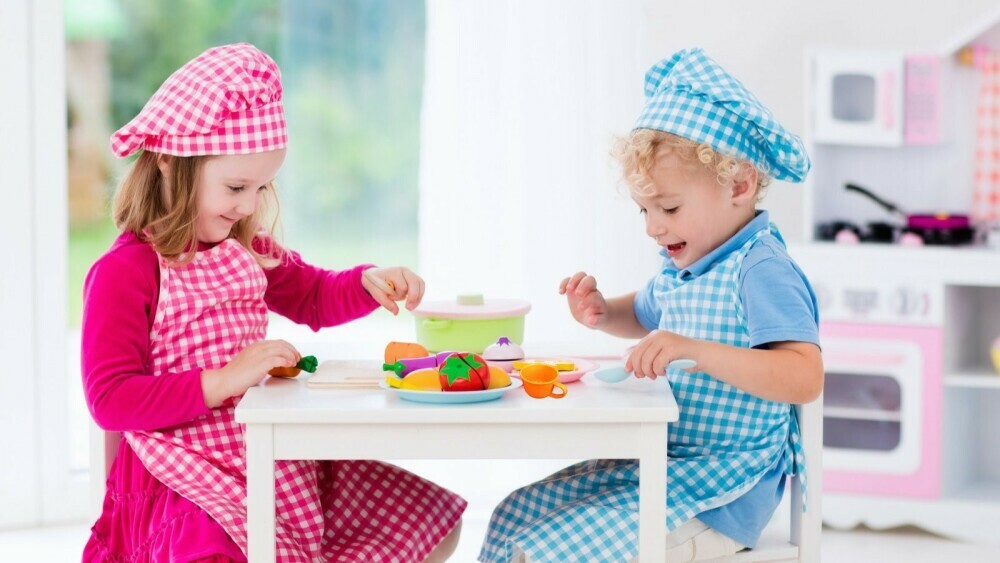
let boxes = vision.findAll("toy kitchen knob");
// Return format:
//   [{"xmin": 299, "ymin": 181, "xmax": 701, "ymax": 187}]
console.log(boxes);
[
  {"xmin": 992, "ymin": 336, "xmax": 1000, "ymax": 376},
  {"xmin": 888, "ymin": 287, "xmax": 927, "ymax": 317},
  {"xmin": 812, "ymin": 283, "xmax": 832, "ymax": 313}
]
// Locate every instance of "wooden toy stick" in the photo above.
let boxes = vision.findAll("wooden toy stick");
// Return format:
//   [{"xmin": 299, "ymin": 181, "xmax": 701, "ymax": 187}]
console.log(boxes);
[{"xmin": 363, "ymin": 269, "xmax": 396, "ymax": 293}]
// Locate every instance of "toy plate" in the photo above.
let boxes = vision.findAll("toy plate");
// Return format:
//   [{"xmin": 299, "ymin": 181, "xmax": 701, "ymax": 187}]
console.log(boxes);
[
  {"xmin": 378, "ymin": 378, "xmax": 523, "ymax": 404},
  {"xmin": 511, "ymin": 357, "xmax": 599, "ymax": 383}
]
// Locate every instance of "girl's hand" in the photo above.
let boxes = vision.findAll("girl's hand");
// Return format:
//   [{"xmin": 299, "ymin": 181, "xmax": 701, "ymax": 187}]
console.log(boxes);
[
  {"xmin": 625, "ymin": 330, "xmax": 695, "ymax": 380},
  {"xmin": 559, "ymin": 272, "xmax": 608, "ymax": 328},
  {"xmin": 201, "ymin": 339, "xmax": 300, "ymax": 407},
  {"xmin": 361, "ymin": 267, "xmax": 425, "ymax": 315}
]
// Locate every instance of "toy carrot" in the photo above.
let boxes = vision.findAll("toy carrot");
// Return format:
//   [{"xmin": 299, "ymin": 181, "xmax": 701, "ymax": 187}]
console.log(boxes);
[{"xmin": 268, "ymin": 355, "xmax": 319, "ymax": 378}]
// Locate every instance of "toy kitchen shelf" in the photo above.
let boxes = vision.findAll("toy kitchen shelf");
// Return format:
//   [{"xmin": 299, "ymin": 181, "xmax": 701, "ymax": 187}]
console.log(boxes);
[
  {"xmin": 788, "ymin": 243, "xmax": 1000, "ymax": 545},
  {"xmin": 793, "ymin": 14, "xmax": 1000, "ymax": 544},
  {"xmin": 789, "ymin": 243, "xmax": 1000, "ymax": 385}
]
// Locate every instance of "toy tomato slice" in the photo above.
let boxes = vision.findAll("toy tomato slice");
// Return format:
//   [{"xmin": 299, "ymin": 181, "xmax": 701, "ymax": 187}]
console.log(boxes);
[{"xmin": 438, "ymin": 352, "xmax": 491, "ymax": 392}]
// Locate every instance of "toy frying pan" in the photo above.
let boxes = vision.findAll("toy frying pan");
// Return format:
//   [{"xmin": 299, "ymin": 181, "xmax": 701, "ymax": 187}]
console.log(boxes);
[
  {"xmin": 844, "ymin": 183, "xmax": 970, "ymax": 230},
  {"xmin": 844, "ymin": 183, "xmax": 975, "ymax": 245}
]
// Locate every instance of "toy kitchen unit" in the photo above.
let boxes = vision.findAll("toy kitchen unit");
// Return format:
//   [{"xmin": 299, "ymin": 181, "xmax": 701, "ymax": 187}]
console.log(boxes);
[{"xmin": 789, "ymin": 10, "xmax": 1000, "ymax": 545}]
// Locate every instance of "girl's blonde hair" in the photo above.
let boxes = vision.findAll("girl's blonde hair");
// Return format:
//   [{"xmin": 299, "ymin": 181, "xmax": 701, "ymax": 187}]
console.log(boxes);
[
  {"xmin": 112, "ymin": 151, "xmax": 282, "ymax": 267},
  {"xmin": 611, "ymin": 129, "xmax": 771, "ymax": 201}
]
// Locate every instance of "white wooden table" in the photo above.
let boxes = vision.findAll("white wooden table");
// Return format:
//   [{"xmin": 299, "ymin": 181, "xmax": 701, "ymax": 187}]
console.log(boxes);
[{"xmin": 235, "ymin": 373, "xmax": 679, "ymax": 562}]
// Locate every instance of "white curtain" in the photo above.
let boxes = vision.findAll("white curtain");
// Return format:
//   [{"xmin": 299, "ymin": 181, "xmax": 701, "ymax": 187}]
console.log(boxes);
[{"xmin": 419, "ymin": 0, "xmax": 656, "ymax": 353}]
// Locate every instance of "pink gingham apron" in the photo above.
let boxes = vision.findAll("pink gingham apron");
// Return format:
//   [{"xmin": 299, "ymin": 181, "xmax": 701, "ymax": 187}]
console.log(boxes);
[
  {"xmin": 125, "ymin": 239, "xmax": 465, "ymax": 561},
  {"xmin": 972, "ymin": 49, "xmax": 1000, "ymax": 223}
]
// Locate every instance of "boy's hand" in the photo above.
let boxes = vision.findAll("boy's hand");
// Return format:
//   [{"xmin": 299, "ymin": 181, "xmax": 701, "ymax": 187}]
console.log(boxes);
[
  {"xmin": 362, "ymin": 267, "xmax": 425, "ymax": 315},
  {"xmin": 202, "ymin": 339, "xmax": 300, "ymax": 406},
  {"xmin": 625, "ymin": 330, "xmax": 694, "ymax": 380},
  {"xmin": 559, "ymin": 271, "xmax": 608, "ymax": 328}
]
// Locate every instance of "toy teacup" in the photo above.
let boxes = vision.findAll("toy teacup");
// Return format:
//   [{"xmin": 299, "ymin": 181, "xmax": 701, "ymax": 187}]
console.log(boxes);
[{"xmin": 520, "ymin": 363, "xmax": 568, "ymax": 399}]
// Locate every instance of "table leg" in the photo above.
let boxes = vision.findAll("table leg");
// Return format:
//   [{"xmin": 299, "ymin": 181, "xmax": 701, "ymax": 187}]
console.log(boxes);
[
  {"xmin": 637, "ymin": 422, "xmax": 667, "ymax": 561},
  {"xmin": 245, "ymin": 423, "xmax": 276, "ymax": 562}
]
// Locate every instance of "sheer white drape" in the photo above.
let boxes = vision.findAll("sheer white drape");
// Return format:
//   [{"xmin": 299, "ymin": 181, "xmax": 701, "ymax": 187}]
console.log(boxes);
[{"xmin": 419, "ymin": 0, "xmax": 656, "ymax": 352}]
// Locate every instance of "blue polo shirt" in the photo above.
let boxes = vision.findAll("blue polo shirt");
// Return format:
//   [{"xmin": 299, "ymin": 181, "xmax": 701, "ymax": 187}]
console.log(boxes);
[{"xmin": 633, "ymin": 210, "xmax": 819, "ymax": 548}]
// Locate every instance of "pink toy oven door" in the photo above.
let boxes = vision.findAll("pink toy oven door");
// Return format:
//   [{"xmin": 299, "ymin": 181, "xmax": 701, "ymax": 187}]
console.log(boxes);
[{"xmin": 820, "ymin": 322, "xmax": 943, "ymax": 498}]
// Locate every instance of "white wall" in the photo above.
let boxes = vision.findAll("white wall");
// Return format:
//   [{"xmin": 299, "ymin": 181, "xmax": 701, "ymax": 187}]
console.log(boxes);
[
  {"xmin": 420, "ymin": 0, "xmax": 1000, "ymax": 351},
  {"xmin": 419, "ymin": 0, "xmax": 650, "ymax": 353},
  {"xmin": 640, "ymin": 0, "xmax": 1000, "ymax": 241}
]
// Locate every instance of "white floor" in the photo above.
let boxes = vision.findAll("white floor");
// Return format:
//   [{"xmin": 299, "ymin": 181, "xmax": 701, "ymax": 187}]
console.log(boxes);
[
  {"xmin": 4, "ymin": 519, "xmax": 998, "ymax": 562},
  {"xmin": 7, "ymin": 461, "xmax": 999, "ymax": 562},
  {"xmin": 8, "ymin": 458, "xmax": 999, "ymax": 562}
]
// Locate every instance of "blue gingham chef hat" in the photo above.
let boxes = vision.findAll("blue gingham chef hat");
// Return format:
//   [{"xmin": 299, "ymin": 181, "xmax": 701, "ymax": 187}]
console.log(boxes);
[{"xmin": 634, "ymin": 48, "xmax": 811, "ymax": 182}]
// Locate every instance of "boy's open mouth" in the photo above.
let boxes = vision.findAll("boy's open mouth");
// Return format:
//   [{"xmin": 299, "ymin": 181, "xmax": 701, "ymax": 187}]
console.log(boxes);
[{"xmin": 666, "ymin": 242, "xmax": 686, "ymax": 253}]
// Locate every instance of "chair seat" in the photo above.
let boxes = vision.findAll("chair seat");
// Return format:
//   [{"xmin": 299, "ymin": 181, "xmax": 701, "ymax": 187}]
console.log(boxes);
[
  {"xmin": 699, "ymin": 397, "xmax": 823, "ymax": 562},
  {"xmin": 705, "ymin": 531, "xmax": 799, "ymax": 562}
]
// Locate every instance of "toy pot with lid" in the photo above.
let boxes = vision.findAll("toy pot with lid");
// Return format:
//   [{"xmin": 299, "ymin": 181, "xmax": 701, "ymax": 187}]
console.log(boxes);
[{"xmin": 411, "ymin": 294, "xmax": 531, "ymax": 354}]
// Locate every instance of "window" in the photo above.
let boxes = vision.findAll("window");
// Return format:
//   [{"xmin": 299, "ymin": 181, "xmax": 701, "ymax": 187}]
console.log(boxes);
[{"xmin": 64, "ymin": 0, "xmax": 425, "ymax": 521}]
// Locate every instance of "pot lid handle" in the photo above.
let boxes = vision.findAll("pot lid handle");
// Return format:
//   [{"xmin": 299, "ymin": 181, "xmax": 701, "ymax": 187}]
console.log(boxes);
[{"xmin": 456, "ymin": 294, "xmax": 485, "ymax": 305}]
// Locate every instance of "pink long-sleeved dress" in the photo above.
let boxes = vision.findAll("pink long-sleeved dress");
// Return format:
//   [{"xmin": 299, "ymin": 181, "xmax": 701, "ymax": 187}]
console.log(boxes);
[{"xmin": 82, "ymin": 232, "xmax": 465, "ymax": 562}]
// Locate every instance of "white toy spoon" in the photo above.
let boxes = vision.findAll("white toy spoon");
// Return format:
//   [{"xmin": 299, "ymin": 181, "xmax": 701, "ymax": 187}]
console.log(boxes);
[{"xmin": 591, "ymin": 359, "xmax": 697, "ymax": 383}]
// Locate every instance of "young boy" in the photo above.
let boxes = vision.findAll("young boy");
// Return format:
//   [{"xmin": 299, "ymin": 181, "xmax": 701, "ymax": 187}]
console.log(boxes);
[{"xmin": 479, "ymin": 48, "xmax": 823, "ymax": 562}]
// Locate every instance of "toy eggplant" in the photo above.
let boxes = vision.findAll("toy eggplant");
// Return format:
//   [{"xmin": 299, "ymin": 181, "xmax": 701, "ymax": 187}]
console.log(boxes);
[{"xmin": 382, "ymin": 351, "xmax": 455, "ymax": 377}]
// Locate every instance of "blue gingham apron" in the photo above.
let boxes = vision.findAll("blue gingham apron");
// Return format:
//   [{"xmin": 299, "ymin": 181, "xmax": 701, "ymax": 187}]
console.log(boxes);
[{"xmin": 479, "ymin": 223, "xmax": 805, "ymax": 563}]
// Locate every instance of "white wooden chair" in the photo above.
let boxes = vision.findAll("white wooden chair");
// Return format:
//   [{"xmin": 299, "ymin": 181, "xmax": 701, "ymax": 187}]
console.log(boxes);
[
  {"xmin": 88, "ymin": 425, "xmax": 120, "ymax": 516},
  {"xmin": 705, "ymin": 395, "xmax": 823, "ymax": 563}
]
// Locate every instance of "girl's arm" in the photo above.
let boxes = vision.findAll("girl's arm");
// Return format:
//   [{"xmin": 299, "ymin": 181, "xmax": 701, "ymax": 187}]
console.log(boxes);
[
  {"xmin": 259, "ymin": 239, "xmax": 380, "ymax": 330},
  {"xmin": 82, "ymin": 239, "xmax": 211, "ymax": 432}
]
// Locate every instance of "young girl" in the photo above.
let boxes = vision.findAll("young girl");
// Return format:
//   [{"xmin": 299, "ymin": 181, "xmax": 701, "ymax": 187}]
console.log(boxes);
[
  {"xmin": 479, "ymin": 48, "xmax": 823, "ymax": 562},
  {"xmin": 82, "ymin": 43, "xmax": 465, "ymax": 562}
]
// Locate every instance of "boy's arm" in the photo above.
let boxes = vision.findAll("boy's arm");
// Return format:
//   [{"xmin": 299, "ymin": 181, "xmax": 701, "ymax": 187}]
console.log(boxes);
[
  {"xmin": 600, "ymin": 292, "xmax": 652, "ymax": 339},
  {"xmin": 627, "ymin": 331, "xmax": 823, "ymax": 403},
  {"xmin": 696, "ymin": 240, "xmax": 823, "ymax": 403},
  {"xmin": 628, "ymin": 242, "xmax": 824, "ymax": 403},
  {"xmin": 682, "ymin": 339, "xmax": 823, "ymax": 404}
]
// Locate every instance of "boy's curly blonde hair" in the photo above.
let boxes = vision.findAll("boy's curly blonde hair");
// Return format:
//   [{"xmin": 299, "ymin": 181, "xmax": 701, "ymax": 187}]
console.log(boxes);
[
  {"xmin": 611, "ymin": 129, "xmax": 771, "ymax": 202},
  {"xmin": 112, "ymin": 151, "xmax": 283, "ymax": 267}
]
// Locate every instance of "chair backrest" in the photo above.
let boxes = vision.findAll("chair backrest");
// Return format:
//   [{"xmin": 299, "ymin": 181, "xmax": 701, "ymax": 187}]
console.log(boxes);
[
  {"xmin": 89, "ymin": 424, "xmax": 120, "ymax": 517},
  {"xmin": 791, "ymin": 394, "xmax": 823, "ymax": 562},
  {"xmin": 718, "ymin": 393, "xmax": 823, "ymax": 562}
]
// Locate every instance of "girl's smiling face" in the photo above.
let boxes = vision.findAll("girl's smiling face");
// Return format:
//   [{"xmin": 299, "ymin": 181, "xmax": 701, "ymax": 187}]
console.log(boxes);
[
  {"xmin": 633, "ymin": 151, "xmax": 757, "ymax": 269},
  {"xmin": 193, "ymin": 149, "xmax": 286, "ymax": 243}
]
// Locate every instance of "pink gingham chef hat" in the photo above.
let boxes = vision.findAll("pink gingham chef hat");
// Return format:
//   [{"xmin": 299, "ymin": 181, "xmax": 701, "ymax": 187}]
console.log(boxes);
[{"xmin": 111, "ymin": 43, "xmax": 287, "ymax": 158}]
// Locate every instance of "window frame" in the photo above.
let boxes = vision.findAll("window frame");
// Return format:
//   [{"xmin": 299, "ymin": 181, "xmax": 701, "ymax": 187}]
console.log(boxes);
[{"xmin": 0, "ymin": 0, "xmax": 81, "ymax": 527}]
